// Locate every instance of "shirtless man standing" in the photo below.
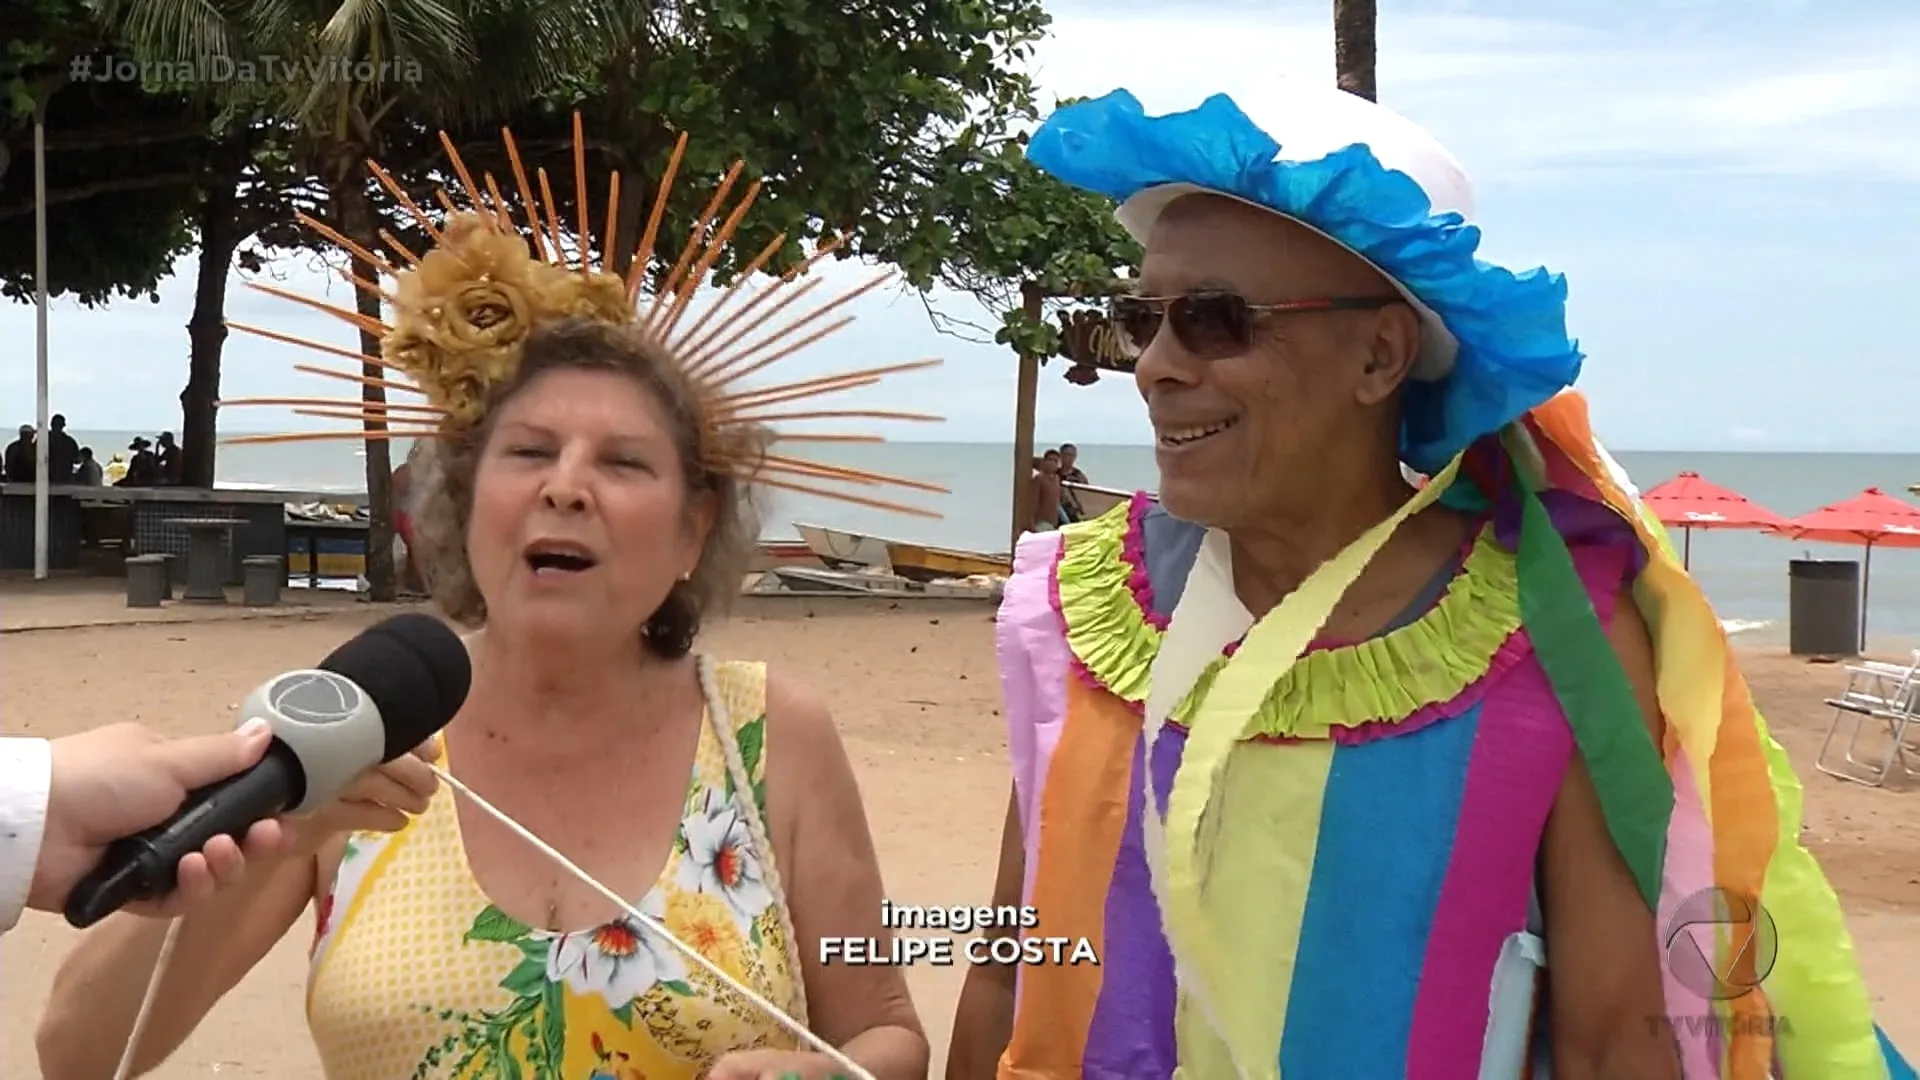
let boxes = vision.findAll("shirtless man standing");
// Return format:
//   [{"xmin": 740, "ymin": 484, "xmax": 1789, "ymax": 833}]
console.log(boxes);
[{"xmin": 1030, "ymin": 449, "xmax": 1064, "ymax": 532}]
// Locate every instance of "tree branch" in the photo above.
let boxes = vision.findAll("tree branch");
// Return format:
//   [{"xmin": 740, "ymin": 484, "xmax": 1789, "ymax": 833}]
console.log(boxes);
[
  {"xmin": 36, "ymin": 122, "xmax": 212, "ymax": 152},
  {"xmin": 0, "ymin": 171, "xmax": 199, "ymax": 219}
]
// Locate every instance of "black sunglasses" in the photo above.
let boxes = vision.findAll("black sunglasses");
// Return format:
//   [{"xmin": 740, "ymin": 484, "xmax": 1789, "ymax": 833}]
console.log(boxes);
[{"xmin": 1109, "ymin": 290, "xmax": 1402, "ymax": 360}]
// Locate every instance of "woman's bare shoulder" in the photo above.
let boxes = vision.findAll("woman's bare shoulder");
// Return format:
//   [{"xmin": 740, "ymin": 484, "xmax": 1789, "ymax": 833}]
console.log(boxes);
[{"xmin": 760, "ymin": 665, "xmax": 840, "ymax": 755}]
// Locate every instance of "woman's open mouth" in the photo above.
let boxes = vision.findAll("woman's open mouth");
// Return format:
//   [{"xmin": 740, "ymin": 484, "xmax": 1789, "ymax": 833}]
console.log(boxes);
[
  {"xmin": 525, "ymin": 541, "xmax": 598, "ymax": 577},
  {"xmin": 1157, "ymin": 417, "xmax": 1239, "ymax": 448}
]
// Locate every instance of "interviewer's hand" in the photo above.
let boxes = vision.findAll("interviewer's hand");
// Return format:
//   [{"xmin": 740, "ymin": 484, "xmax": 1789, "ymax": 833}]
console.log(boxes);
[{"xmin": 29, "ymin": 720, "xmax": 292, "ymax": 916}]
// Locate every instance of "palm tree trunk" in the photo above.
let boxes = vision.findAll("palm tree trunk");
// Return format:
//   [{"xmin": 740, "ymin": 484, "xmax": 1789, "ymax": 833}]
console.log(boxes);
[
  {"xmin": 1334, "ymin": 0, "xmax": 1378, "ymax": 102},
  {"xmin": 179, "ymin": 166, "xmax": 243, "ymax": 488},
  {"xmin": 328, "ymin": 162, "xmax": 398, "ymax": 602}
]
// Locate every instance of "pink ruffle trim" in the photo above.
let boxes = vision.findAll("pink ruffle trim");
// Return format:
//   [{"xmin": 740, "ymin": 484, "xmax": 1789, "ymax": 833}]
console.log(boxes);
[{"xmin": 1121, "ymin": 491, "xmax": 1169, "ymax": 631}]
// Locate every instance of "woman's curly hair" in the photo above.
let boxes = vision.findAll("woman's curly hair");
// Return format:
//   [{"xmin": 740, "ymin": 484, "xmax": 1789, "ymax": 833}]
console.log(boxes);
[{"xmin": 412, "ymin": 317, "xmax": 766, "ymax": 658}]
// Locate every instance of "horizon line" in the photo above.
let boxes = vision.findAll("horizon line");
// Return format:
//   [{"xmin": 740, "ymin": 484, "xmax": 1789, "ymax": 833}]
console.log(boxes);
[{"xmin": 56, "ymin": 430, "xmax": 1920, "ymax": 456}]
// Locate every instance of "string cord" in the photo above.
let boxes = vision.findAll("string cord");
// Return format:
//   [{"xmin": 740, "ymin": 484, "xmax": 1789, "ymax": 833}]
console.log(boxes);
[
  {"xmin": 428, "ymin": 763, "xmax": 867, "ymax": 1076},
  {"xmin": 698, "ymin": 655, "xmax": 811, "ymax": 1026},
  {"xmin": 115, "ymin": 655, "xmax": 868, "ymax": 1080},
  {"xmin": 113, "ymin": 916, "xmax": 183, "ymax": 1080}
]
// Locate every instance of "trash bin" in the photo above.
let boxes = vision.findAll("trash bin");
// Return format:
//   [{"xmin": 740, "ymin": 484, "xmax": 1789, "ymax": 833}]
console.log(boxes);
[
  {"xmin": 243, "ymin": 555, "xmax": 285, "ymax": 608},
  {"xmin": 1788, "ymin": 559, "xmax": 1860, "ymax": 656}
]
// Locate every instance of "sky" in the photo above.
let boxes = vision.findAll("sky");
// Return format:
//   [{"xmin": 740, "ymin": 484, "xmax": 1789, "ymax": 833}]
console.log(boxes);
[{"xmin": 3, "ymin": 0, "xmax": 1917, "ymax": 451}]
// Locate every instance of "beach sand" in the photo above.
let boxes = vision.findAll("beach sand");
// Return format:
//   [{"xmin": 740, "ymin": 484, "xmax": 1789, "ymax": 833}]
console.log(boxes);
[{"xmin": 2, "ymin": 595, "xmax": 1915, "ymax": 1077}]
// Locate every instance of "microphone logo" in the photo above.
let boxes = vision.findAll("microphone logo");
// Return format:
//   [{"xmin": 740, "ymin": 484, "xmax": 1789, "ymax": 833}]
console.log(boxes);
[{"xmin": 267, "ymin": 670, "xmax": 366, "ymax": 726}]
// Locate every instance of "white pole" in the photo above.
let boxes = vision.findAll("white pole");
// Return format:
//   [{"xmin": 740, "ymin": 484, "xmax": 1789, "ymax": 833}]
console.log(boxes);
[{"xmin": 32, "ymin": 105, "xmax": 50, "ymax": 580}]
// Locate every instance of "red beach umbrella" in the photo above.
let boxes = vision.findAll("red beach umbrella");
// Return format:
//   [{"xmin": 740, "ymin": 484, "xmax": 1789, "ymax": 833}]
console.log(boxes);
[
  {"xmin": 1772, "ymin": 487, "xmax": 1920, "ymax": 646},
  {"xmin": 1640, "ymin": 471, "xmax": 1789, "ymax": 569}
]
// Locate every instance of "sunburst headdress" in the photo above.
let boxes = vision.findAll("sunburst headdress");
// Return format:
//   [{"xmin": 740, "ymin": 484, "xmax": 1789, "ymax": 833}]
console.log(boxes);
[{"xmin": 218, "ymin": 113, "xmax": 946, "ymax": 518}]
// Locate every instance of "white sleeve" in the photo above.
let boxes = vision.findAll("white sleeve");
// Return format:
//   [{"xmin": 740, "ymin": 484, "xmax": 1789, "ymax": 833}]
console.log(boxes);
[{"xmin": 0, "ymin": 737, "xmax": 53, "ymax": 932}]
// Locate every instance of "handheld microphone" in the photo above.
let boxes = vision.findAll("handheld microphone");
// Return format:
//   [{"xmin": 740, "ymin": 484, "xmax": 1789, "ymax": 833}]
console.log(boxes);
[{"xmin": 62, "ymin": 612, "xmax": 472, "ymax": 929}]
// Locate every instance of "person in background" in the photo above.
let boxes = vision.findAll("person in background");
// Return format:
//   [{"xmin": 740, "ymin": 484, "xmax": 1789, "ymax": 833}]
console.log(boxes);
[
  {"xmin": 75, "ymin": 448, "xmax": 103, "ymax": 486},
  {"xmin": 1057, "ymin": 443, "xmax": 1087, "ymax": 523},
  {"xmin": 117, "ymin": 437, "xmax": 158, "ymax": 487},
  {"xmin": 1029, "ymin": 449, "xmax": 1063, "ymax": 532},
  {"xmin": 391, "ymin": 451, "xmax": 426, "ymax": 594},
  {"xmin": 3, "ymin": 425, "xmax": 34, "ymax": 482},
  {"xmin": 154, "ymin": 432, "xmax": 181, "ymax": 485},
  {"xmin": 47, "ymin": 415, "xmax": 79, "ymax": 484}
]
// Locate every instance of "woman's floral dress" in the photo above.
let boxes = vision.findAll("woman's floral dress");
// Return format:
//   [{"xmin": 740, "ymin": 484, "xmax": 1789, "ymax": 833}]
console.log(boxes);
[{"xmin": 305, "ymin": 660, "xmax": 802, "ymax": 1079}]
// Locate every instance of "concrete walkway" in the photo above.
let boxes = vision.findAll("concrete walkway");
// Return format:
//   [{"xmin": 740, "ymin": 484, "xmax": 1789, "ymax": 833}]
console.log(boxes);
[{"xmin": 0, "ymin": 576, "xmax": 410, "ymax": 633}]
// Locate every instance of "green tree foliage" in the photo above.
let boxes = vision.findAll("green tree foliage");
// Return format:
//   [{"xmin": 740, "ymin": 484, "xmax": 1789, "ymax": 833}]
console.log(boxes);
[
  {"xmin": 871, "ymin": 100, "xmax": 1140, "ymax": 361},
  {"xmin": 102, "ymin": 0, "xmax": 602, "ymax": 598},
  {"xmin": 435, "ymin": 0, "xmax": 1103, "ymax": 307},
  {"xmin": 0, "ymin": 0, "xmax": 204, "ymax": 305}
]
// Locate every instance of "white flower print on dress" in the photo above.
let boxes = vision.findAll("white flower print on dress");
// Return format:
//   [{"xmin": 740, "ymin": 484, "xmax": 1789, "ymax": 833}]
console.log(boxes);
[
  {"xmin": 674, "ymin": 788, "xmax": 773, "ymax": 924},
  {"xmin": 544, "ymin": 889, "xmax": 686, "ymax": 1008}
]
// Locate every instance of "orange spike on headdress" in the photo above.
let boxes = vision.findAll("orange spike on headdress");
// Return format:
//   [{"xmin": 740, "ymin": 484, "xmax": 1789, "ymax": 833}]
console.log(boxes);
[{"xmin": 225, "ymin": 121, "xmax": 944, "ymax": 516}]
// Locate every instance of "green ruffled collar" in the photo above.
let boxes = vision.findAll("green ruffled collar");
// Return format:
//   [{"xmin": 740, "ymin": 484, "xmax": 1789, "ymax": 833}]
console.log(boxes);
[{"xmin": 1054, "ymin": 496, "xmax": 1526, "ymax": 742}]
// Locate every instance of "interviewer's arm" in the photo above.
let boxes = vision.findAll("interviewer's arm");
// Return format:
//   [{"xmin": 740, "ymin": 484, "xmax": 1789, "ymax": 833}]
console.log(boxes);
[
  {"xmin": 36, "ymin": 838, "xmax": 337, "ymax": 1080},
  {"xmin": 0, "ymin": 736, "xmax": 52, "ymax": 932},
  {"xmin": 946, "ymin": 789, "xmax": 1024, "ymax": 1080}
]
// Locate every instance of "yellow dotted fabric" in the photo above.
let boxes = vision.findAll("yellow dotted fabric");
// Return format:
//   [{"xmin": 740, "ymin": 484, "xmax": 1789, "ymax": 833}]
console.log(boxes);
[{"xmin": 305, "ymin": 659, "xmax": 800, "ymax": 1079}]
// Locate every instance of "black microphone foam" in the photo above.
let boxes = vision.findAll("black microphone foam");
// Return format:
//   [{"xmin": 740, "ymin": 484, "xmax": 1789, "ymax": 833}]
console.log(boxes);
[
  {"xmin": 320, "ymin": 611, "xmax": 473, "ymax": 761},
  {"xmin": 60, "ymin": 613, "xmax": 471, "ymax": 928}
]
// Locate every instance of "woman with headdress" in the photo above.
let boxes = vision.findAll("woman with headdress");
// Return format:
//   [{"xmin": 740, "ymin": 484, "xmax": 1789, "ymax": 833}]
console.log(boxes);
[
  {"xmin": 39, "ymin": 127, "xmax": 936, "ymax": 1080},
  {"xmin": 949, "ymin": 85, "xmax": 1913, "ymax": 1079}
]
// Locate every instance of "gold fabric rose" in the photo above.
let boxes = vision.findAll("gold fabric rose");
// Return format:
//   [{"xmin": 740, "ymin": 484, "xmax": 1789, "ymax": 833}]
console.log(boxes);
[
  {"xmin": 428, "ymin": 278, "xmax": 533, "ymax": 354},
  {"xmin": 559, "ymin": 270, "xmax": 631, "ymax": 323},
  {"xmin": 380, "ymin": 328, "xmax": 435, "ymax": 382},
  {"xmin": 378, "ymin": 212, "xmax": 650, "ymax": 431}
]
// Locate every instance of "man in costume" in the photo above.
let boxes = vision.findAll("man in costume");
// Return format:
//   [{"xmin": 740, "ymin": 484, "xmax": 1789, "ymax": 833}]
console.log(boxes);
[{"xmin": 950, "ymin": 83, "xmax": 1913, "ymax": 1079}]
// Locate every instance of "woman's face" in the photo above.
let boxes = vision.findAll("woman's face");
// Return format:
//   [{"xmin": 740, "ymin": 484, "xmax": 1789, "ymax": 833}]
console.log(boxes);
[{"xmin": 466, "ymin": 367, "xmax": 712, "ymax": 641}]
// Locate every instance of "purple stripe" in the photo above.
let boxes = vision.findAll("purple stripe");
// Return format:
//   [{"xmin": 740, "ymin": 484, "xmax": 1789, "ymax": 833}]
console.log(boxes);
[
  {"xmin": 1081, "ymin": 725, "xmax": 1183, "ymax": 1077},
  {"xmin": 1493, "ymin": 484, "xmax": 1647, "ymax": 580}
]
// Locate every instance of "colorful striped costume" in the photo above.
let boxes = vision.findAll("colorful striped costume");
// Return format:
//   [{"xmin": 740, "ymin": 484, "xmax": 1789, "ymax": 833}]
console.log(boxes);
[{"xmin": 995, "ymin": 395, "xmax": 1913, "ymax": 1079}]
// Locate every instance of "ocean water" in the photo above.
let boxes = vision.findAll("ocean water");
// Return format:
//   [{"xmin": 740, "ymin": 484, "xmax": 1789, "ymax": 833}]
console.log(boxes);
[{"xmin": 68, "ymin": 431, "xmax": 1920, "ymax": 640}]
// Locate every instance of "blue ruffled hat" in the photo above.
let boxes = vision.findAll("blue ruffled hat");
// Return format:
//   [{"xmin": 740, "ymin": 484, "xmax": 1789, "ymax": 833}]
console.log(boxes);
[{"xmin": 1026, "ymin": 85, "xmax": 1583, "ymax": 475}]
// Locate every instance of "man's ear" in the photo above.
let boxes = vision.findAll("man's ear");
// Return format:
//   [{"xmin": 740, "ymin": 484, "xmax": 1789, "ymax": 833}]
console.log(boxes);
[{"xmin": 1355, "ymin": 303, "xmax": 1424, "ymax": 406}]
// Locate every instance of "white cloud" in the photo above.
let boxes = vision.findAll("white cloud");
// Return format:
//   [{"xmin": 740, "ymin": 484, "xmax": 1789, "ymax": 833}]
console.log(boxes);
[
  {"xmin": 1032, "ymin": 3, "xmax": 1920, "ymax": 181},
  {"xmin": 1691, "ymin": 68, "xmax": 1919, "ymax": 130}
]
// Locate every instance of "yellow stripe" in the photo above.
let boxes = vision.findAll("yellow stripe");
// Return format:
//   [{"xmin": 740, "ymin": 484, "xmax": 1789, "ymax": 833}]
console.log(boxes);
[
  {"xmin": 1176, "ymin": 741, "xmax": 1335, "ymax": 1077},
  {"xmin": 1756, "ymin": 733, "xmax": 1890, "ymax": 1077},
  {"xmin": 1530, "ymin": 403, "xmax": 1890, "ymax": 1076},
  {"xmin": 1150, "ymin": 452, "xmax": 1463, "ymax": 1076},
  {"xmin": 306, "ymin": 825, "xmax": 417, "ymax": 1004}
]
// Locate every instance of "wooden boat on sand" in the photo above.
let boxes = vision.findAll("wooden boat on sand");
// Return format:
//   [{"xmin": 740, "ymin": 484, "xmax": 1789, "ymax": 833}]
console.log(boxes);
[
  {"xmin": 767, "ymin": 566, "xmax": 901, "ymax": 595},
  {"xmin": 751, "ymin": 540, "xmax": 819, "ymax": 573},
  {"xmin": 1065, "ymin": 482, "xmax": 1139, "ymax": 520},
  {"xmin": 884, "ymin": 541, "xmax": 1011, "ymax": 583},
  {"xmin": 794, "ymin": 522, "xmax": 891, "ymax": 570}
]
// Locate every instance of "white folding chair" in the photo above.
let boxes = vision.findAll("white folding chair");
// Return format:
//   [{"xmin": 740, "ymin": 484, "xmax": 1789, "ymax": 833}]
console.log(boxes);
[{"xmin": 1817, "ymin": 649, "xmax": 1920, "ymax": 787}]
